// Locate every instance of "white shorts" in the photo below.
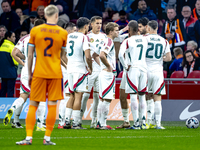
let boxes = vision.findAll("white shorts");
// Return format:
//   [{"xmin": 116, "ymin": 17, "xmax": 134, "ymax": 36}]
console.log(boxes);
[
  {"xmin": 20, "ymin": 71, "xmax": 30, "ymax": 94},
  {"xmin": 63, "ymin": 71, "xmax": 69, "ymax": 94},
  {"xmin": 99, "ymin": 71, "xmax": 115, "ymax": 100},
  {"xmin": 68, "ymin": 73, "xmax": 89, "ymax": 93},
  {"xmin": 87, "ymin": 71, "xmax": 100, "ymax": 92},
  {"xmin": 147, "ymin": 71, "xmax": 166, "ymax": 95},
  {"xmin": 125, "ymin": 68, "xmax": 147, "ymax": 94},
  {"xmin": 119, "ymin": 70, "xmax": 126, "ymax": 90}
]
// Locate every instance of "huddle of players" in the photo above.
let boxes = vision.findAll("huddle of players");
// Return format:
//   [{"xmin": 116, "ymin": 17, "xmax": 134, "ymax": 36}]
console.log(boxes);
[
  {"xmin": 3, "ymin": 15, "xmax": 171, "ymax": 133},
  {"xmin": 58, "ymin": 16, "xmax": 171, "ymax": 130}
]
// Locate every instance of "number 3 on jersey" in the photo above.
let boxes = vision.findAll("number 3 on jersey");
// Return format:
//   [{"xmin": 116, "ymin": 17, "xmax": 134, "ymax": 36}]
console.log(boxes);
[{"xmin": 68, "ymin": 41, "xmax": 74, "ymax": 56}]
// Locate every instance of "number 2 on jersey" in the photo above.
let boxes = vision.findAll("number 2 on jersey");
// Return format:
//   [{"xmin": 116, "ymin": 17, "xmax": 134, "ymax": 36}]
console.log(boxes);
[
  {"xmin": 44, "ymin": 37, "xmax": 53, "ymax": 57},
  {"xmin": 68, "ymin": 41, "xmax": 74, "ymax": 56}
]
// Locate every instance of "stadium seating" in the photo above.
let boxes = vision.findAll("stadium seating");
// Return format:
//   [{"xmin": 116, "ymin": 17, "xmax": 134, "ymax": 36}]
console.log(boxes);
[
  {"xmin": 170, "ymin": 71, "xmax": 184, "ymax": 83},
  {"xmin": 118, "ymin": 71, "xmax": 123, "ymax": 78},
  {"xmin": 186, "ymin": 71, "xmax": 200, "ymax": 83},
  {"xmin": 163, "ymin": 70, "xmax": 167, "ymax": 78}
]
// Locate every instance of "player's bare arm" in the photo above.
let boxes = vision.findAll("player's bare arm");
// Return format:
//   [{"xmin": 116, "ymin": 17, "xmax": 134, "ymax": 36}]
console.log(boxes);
[
  {"xmin": 85, "ymin": 49, "xmax": 93, "ymax": 74},
  {"xmin": 61, "ymin": 49, "xmax": 68, "ymax": 64},
  {"xmin": 99, "ymin": 51, "xmax": 112, "ymax": 72},
  {"xmin": 27, "ymin": 45, "xmax": 34, "ymax": 87},
  {"xmin": 11, "ymin": 47, "xmax": 25, "ymax": 66},
  {"xmin": 163, "ymin": 52, "xmax": 172, "ymax": 62},
  {"xmin": 92, "ymin": 52, "xmax": 100, "ymax": 65}
]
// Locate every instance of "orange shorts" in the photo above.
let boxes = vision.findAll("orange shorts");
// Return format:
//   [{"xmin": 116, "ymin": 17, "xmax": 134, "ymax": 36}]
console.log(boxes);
[{"xmin": 30, "ymin": 77, "xmax": 63, "ymax": 102}]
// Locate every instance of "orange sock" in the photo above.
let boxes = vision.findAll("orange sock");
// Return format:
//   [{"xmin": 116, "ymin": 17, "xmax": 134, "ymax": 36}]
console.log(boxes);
[
  {"xmin": 45, "ymin": 105, "xmax": 57, "ymax": 137},
  {"xmin": 26, "ymin": 105, "xmax": 37, "ymax": 137}
]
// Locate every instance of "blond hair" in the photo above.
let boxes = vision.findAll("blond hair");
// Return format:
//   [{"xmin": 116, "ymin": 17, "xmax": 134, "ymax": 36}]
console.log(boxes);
[
  {"xmin": 187, "ymin": 40, "xmax": 198, "ymax": 49},
  {"xmin": 44, "ymin": 5, "xmax": 58, "ymax": 17},
  {"xmin": 105, "ymin": 22, "xmax": 119, "ymax": 35}
]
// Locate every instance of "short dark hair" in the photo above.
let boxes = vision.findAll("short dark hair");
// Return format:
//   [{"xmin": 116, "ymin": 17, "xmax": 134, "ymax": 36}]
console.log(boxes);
[
  {"xmin": 128, "ymin": 20, "xmax": 138, "ymax": 32},
  {"xmin": 77, "ymin": 17, "xmax": 90, "ymax": 29},
  {"xmin": 64, "ymin": 22, "xmax": 76, "ymax": 29},
  {"xmin": 34, "ymin": 19, "xmax": 45, "ymax": 26},
  {"xmin": 1, "ymin": 0, "xmax": 10, "ymax": 6},
  {"xmin": 90, "ymin": 16, "xmax": 102, "ymax": 23},
  {"xmin": 119, "ymin": 10, "xmax": 126, "ymax": 16},
  {"xmin": 147, "ymin": 20, "xmax": 158, "ymax": 30},
  {"xmin": 137, "ymin": 17, "xmax": 149, "ymax": 26},
  {"xmin": 182, "ymin": 50, "xmax": 196, "ymax": 67},
  {"xmin": 0, "ymin": 31, "xmax": 14, "ymax": 47},
  {"xmin": 105, "ymin": 22, "xmax": 119, "ymax": 35}
]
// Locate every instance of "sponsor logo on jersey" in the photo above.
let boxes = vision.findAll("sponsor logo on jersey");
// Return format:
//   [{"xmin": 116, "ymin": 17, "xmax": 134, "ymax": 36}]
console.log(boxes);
[{"xmin": 90, "ymin": 38, "xmax": 94, "ymax": 43}]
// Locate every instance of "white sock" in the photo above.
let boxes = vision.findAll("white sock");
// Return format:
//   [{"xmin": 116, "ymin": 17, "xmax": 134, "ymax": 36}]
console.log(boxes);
[
  {"xmin": 100, "ymin": 101, "xmax": 110, "ymax": 126},
  {"xmin": 122, "ymin": 109, "xmax": 129, "ymax": 122},
  {"xmin": 44, "ymin": 136, "xmax": 50, "ymax": 141},
  {"xmin": 80, "ymin": 93, "xmax": 90, "ymax": 121},
  {"xmin": 11, "ymin": 97, "xmax": 24, "ymax": 111},
  {"xmin": 26, "ymin": 136, "xmax": 32, "ymax": 140},
  {"xmin": 65, "ymin": 108, "xmax": 73, "ymax": 122},
  {"xmin": 91, "ymin": 92, "xmax": 99, "ymax": 123},
  {"xmin": 154, "ymin": 101, "xmax": 162, "ymax": 126},
  {"xmin": 72, "ymin": 110, "xmax": 80, "ymax": 126},
  {"xmin": 14, "ymin": 105, "xmax": 23, "ymax": 123},
  {"xmin": 37, "ymin": 102, "xmax": 46, "ymax": 128},
  {"xmin": 139, "ymin": 95, "xmax": 147, "ymax": 124},
  {"xmin": 147, "ymin": 99, "xmax": 154, "ymax": 124},
  {"xmin": 130, "ymin": 94, "xmax": 139, "ymax": 126},
  {"xmin": 59, "ymin": 96, "xmax": 69, "ymax": 125},
  {"xmin": 97, "ymin": 100, "xmax": 103, "ymax": 124}
]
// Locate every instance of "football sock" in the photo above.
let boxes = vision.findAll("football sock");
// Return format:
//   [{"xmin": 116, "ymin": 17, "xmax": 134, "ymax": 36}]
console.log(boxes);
[
  {"xmin": 65, "ymin": 108, "xmax": 73, "ymax": 122},
  {"xmin": 59, "ymin": 96, "xmax": 69, "ymax": 125},
  {"xmin": 97, "ymin": 100, "xmax": 103, "ymax": 124},
  {"xmin": 122, "ymin": 109, "xmax": 129, "ymax": 122},
  {"xmin": 44, "ymin": 136, "xmax": 50, "ymax": 141},
  {"xmin": 14, "ymin": 105, "xmax": 23, "ymax": 123},
  {"xmin": 45, "ymin": 105, "xmax": 57, "ymax": 137},
  {"xmin": 130, "ymin": 94, "xmax": 139, "ymax": 126},
  {"xmin": 10, "ymin": 97, "xmax": 24, "ymax": 112},
  {"xmin": 139, "ymin": 95, "xmax": 147, "ymax": 124},
  {"xmin": 72, "ymin": 110, "xmax": 80, "ymax": 126},
  {"xmin": 26, "ymin": 105, "xmax": 37, "ymax": 137},
  {"xmin": 100, "ymin": 101, "xmax": 110, "ymax": 126},
  {"xmin": 154, "ymin": 101, "xmax": 162, "ymax": 126},
  {"xmin": 37, "ymin": 102, "xmax": 46, "ymax": 128},
  {"xmin": 147, "ymin": 99, "xmax": 154, "ymax": 124},
  {"xmin": 80, "ymin": 93, "xmax": 90, "ymax": 119},
  {"xmin": 26, "ymin": 136, "xmax": 32, "ymax": 140},
  {"xmin": 91, "ymin": 92, "xmax": 99, "ymax": 123}
]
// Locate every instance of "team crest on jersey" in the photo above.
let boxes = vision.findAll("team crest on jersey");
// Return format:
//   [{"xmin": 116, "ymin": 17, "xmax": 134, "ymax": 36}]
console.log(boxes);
[
  {"xmin": 90, "ymin": 38, "xmax": 94, "ymax": 43},
  {"xmin": 105, "ymin": 47, "xmax": 109, "ymax": 51},
  {"xmin": 17, "ymin": 42, "xmax": 20, "ymax": 45}
]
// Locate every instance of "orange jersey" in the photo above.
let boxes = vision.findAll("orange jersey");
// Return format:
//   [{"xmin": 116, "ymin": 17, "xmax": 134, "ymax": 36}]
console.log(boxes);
[{"xmin": 29, "ymin": 23, "xmax": 68, "ymax": 79}]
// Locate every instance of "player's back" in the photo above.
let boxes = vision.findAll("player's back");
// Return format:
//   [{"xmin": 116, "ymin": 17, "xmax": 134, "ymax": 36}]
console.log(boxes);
[
  {"xmin": 126, "ymin": 35, "xmax": 148, "ymax": 72},
  {"xmin": 146, "ymin": 34, "xmax": 170, "ymax": 72},
  {"xmin": 29, "ymin": 23, "xmax": 68, "ymax": 79},
  {"xmin": 67, "ymin": 32, "xmax": 89, "ymax": 74}
]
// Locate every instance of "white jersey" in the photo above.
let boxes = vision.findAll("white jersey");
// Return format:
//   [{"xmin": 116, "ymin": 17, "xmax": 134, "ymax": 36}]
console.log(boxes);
[
  {"xmin": 146, "ymin": 34, "xmax": 170, "ymax": 72},
  {"xmin": 15, "ymin": 34, "xmax": 36, "ymax": 74},
  {"xmin": 95, "ymin": 36, "xmax": 116, "ymax": 71},
  {"xmin": 119, "ymin": 35, "xmax": 148, "ymax": 72},
  {"xmin": 67, "ymin": 32, "xmax": 90, "ymax": 74},
  {"xmin": 87, "ymin": 31, "xmax": 106, "ymax": 72}
]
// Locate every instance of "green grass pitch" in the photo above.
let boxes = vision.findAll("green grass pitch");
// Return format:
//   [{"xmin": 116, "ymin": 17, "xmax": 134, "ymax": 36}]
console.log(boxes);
[{"xmin": 0, "ymin": 120, "xmax": 200, "ymax": 150}]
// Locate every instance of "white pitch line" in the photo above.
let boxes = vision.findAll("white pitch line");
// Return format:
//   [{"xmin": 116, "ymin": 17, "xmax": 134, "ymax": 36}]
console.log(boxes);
[{"xmin": 0, "ymin": 135, "xmax": 194, "ymax": 140}]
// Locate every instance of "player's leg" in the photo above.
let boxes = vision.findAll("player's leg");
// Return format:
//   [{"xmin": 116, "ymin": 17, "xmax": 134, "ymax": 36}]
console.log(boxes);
[
  {"xmin": 146, "ymin": 93, "xmax": 155, "ymax": 128},
  {"xmin": 138, "ymin": 71, "xmax": 148, "ymax": 129},
  {"xmin": 36, "ymin": 101, "xmax": 46, "ymax": 131},
  {"xmin": 125, "ymin": 68, "xmax": 140, "ymax": 129},
  {"xmin": 99, "ymin": 71, "xmax": 115, "ymax": 130},
  {"xmin": 58, "ymin": 93, "xmax": 70, "ymax": 128},
  {"xmin": 152, "ymin": 72, "xmax": 165, "ymax": 129}
]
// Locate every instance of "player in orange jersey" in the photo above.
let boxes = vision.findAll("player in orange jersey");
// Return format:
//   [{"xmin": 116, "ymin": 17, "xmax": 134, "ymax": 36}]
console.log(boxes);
[{"xmin": 16, "ymin": 5, "xmax": 68, "ymax": 145}]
